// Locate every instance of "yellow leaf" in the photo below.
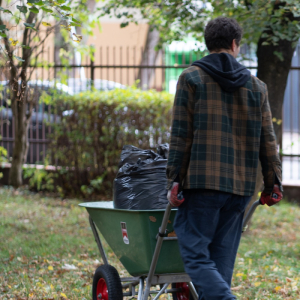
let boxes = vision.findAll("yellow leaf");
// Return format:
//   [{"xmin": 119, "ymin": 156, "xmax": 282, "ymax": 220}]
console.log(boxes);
[
  {"xmin": 272, "ymin": 117, "xmax": 277, "ymax": 122},
  {"xmin": 42, "ymin": 22, "xmax": 51, "ymax": 27},
  {"xmin": 9, "ymin": 38, "xmax": 18, "ymax": 46},
  {"xmin": 61, "ymin": 292, "xmax": 67, "ymax": 298},
  {"xmin": 48, "ymin": 265, "xmax": 53, "ymax": 271},
  {"xmin": 236, "ymin": 273, "xmax": 244, "ymax": 277},
  {"xmin": 274, "ymin": 286, "xmax": 282, "ymax": 292},
  {"xmin": 254, "ymin": 282, "xmax": 261, "ymax": 287},
  {"xmin": 8, "ymin": 285, "xmax": 11, "ymax": 288},
  {"xmin": 72, "ymin": 33, "xmax": 82, "ymax": 42}
]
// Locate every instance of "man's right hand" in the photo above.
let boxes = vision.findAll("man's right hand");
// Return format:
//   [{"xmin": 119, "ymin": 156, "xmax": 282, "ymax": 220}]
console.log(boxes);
[
  {"xmin": 260, "ymin": 184, "xmax": 283, "ymax": 206},
  {"xmin": 167, "ymin": 182, "xmax": 185, "ymax": 207}
]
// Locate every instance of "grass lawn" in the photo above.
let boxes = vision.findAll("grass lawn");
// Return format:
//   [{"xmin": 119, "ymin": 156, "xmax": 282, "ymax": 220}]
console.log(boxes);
[{"xmin": 1, "ymin": 187, "xmax": 300, "ymax": 299}]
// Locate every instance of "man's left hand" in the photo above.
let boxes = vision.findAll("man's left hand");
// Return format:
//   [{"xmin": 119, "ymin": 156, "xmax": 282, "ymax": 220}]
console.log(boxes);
[{"xmin": 260, "ymin": 184, "xmax": 283, "ymax": 206}]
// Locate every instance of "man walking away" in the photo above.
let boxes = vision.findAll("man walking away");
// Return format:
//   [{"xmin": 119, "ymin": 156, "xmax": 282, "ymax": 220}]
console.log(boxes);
[{"xmin": 166, "ymin": 17, "xmax": 283, "ymax": 300}]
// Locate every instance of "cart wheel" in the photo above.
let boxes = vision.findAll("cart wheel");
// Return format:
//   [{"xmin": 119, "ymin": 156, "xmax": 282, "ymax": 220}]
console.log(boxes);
[
  {"xmin": 92, "ymin": 264, "xmax": 123, "ymax": 300},
  {"xmin": 172, "ymin": 282, "xmax": 191, "ymax": 300}
]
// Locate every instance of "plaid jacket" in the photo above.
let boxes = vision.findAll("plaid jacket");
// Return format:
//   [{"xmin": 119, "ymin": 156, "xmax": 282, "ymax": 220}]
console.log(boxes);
[{"xmin": 166, "ymin": 66, "xmax": 282, "ymax": 196}]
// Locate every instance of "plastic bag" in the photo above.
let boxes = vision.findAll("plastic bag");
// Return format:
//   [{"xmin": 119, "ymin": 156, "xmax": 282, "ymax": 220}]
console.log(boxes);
[{"xmin": 113, "ymin": 144, "xmax": 169, "ymax": 210}]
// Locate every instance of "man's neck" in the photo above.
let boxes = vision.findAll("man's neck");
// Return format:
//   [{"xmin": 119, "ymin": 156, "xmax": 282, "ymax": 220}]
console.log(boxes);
[{"xmin": 210, "ymin": 49, "xmax": 236, "ymax": 58}]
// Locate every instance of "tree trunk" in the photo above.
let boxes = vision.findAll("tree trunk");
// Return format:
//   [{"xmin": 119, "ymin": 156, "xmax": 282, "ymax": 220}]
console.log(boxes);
[
  {"xmin": 54, "ymin": 25, "xmax": 66, "ymax": 65},
  {"xmin": 257, "ymin": 38, "xmax": 295, "ymax": 145},
  {"xmin": 137, "ymin": 26, "xmax": 161, "ymax": 90},
  {"xmin": 9, "ymin": 101, "xmax": 29, "ymax": 187},
  {"xmin": 244, "ymin": 34, "xmax": 296, "ymax": 221}
]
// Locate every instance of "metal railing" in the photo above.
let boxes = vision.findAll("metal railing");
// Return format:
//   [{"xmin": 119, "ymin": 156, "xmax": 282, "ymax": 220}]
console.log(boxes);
[{"xmin": 0, "ymin": 44, "xmax": 299, "ymax": 186}]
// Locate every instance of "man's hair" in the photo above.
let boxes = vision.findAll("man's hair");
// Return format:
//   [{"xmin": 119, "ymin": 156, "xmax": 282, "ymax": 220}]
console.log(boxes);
[{"xmin": 204, "ymin": 17, "xmax": 243, "ymax": 52}]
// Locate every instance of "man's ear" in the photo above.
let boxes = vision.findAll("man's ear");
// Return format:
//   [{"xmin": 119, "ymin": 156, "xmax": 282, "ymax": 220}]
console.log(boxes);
[{"xmin": 231, "ymin": 39, "xmax": 237, "ymax": 52}]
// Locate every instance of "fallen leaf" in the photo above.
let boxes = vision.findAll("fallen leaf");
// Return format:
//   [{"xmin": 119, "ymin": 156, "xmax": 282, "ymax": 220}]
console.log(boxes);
[
  {"xmin": 231, "ymin": 285, "xmax": 243, "ymax": 291},
  {"xmin": 274, "ymin": 286, "xmax": 282, "ymax": 292}
]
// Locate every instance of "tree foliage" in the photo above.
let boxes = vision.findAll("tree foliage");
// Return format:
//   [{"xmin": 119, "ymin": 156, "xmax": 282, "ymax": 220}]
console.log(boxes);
[
  {"xmin": 0, "ymin": 0, "xmax": 99, "ymax": 187},
  {"xmin": 100, "ymin": 0, "xmax": 300, "ymax": 49}
]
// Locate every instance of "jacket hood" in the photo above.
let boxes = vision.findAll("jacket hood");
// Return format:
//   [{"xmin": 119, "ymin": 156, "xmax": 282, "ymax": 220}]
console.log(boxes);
[{"xmin": 192, "ymin": 53, "xmax": 251, "ymax": 92}]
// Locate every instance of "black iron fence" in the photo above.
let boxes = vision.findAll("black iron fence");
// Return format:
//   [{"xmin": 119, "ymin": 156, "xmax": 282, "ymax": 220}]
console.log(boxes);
[{"xmin": 0, "ymin": 44, "xmax": 299, "ymax": 184}]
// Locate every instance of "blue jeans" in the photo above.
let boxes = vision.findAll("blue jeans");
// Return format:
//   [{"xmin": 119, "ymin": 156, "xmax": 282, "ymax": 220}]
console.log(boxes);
[{"xmin": 174, "ymin": 189, "xmax": 251, "ymax": 300}]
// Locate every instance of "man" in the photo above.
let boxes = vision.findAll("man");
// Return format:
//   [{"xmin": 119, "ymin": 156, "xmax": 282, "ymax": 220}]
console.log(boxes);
[{"xmin": 166, "ymin": 17, "xmax": 283, "ymax": 300}]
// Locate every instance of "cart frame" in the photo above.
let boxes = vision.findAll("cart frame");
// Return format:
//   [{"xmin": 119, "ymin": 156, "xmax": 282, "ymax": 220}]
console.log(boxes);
[{"xmin": 89, "ymin": 200, "xmax": 261, "ymax": 299}]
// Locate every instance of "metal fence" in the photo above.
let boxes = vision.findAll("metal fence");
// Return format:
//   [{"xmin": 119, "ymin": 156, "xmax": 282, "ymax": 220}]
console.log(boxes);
[{"xmin": 0, "ymin": 43, "xmax": 299, "ymax": 184}]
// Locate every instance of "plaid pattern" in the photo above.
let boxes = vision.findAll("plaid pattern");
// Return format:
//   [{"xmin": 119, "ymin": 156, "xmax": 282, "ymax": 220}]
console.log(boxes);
[{"xmin": 166, "ymin": 66, "xmax": 282, "ymax": 196}]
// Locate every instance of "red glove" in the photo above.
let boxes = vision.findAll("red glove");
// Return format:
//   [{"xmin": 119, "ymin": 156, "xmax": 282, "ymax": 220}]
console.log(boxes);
[
  {"xmin": 168, "ymin": 183, "xmax": 185, "ymax": 207},
  {"xmin": 260, "ymin": 184, "xmax": 283, "ymax": 206}
]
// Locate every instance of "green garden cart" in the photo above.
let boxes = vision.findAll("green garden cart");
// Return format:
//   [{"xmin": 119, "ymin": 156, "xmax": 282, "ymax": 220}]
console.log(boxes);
[{"xmin": 79, "ymin": 200, "xmax": 261, "ymax": 300}]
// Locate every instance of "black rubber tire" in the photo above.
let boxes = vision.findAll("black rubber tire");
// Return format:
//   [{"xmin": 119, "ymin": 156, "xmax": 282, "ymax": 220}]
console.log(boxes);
[
  {"xmin": 92, "ymin": 264, "xmax": 123, "ymax": 300},
  {"xmin": 172, "ymin": 282, "xmax": 192, "ymax": 300}
]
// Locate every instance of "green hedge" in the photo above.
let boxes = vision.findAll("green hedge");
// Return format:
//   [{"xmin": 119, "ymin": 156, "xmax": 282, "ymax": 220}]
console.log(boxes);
[{"xmin": 43, "ymin": 86, "xmax": 174, "ymax": 198}]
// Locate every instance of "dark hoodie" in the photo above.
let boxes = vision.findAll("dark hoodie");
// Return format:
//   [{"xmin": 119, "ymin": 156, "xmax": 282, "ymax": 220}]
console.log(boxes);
[{"xmin": 191, "ymin": 52, "xmax": 251, "ymax": 93}]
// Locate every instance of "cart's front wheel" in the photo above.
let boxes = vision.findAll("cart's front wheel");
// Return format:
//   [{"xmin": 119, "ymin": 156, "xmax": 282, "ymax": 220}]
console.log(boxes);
[
  {"xmin": 92, "ymin": 264, "xmax": 123, "ymax": 300},
  {"xmin": 172, "ymin": 282, "xmax": 191, "ymax": 300}
]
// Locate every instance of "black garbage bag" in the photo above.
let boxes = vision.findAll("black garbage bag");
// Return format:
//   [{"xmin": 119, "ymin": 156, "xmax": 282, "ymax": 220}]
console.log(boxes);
[{"xmin": 113, "ymin": 144, "xmax": 169, "ymax": 210}]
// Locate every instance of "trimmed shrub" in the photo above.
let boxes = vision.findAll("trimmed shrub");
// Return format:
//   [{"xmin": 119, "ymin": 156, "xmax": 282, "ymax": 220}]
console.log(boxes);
[{"xmin": 43, "ymin": 86, "xmax": 174, "ymax": 198}]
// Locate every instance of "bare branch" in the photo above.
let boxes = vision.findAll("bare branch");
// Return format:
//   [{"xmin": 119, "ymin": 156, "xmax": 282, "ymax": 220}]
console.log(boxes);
[{"xmin": 30, "ymin": 26, "xmax": 56, "ymax": 56}]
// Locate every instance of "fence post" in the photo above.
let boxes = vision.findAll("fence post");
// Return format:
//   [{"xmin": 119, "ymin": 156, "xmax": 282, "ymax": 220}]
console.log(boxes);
[{"xmin": 90, "ymin": 45, "xmax": 95, "ymax": 89}]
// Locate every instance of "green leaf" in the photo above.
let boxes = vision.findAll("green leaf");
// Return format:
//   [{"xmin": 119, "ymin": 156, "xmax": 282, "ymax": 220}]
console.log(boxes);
[
  {"xmin": 24, "ymin": 22, "xmax": 37, "ymax": 30},
  {"xmin": 60, "ymin": 5, "xmax": 71, "ymax": 11},
  {"xmin": 17, "ymin": 5, "xmax": 28, "ymax": 13},
  {"xmin": 0, "ymin": 25, "xmax": 6, "ymax": 31},
  {"xmin": 24, "ymin": 22, "xmax": 35, "ymax": 28},
  {"xmin": 29, "ymin": 6, "xmax": 39, "ymax": 13},
  {"xmin": 274, "ymin": 51, "xmax": 284, "ymax": 62},
  {"xmin": 70, "ymin": 22, "xmax": 80, "ymax": 27},
  {"xmin": 120, "ymin": 22, "xmax": 129, "ymax": 28},
  {"xmin": 0, "ymin": 32, "xmax": 7, "ymax": 37},
  {"xmin": 14, "ymin": 55, "xmax": 25, "ymax": 62},
  {"xmin": 26, "ymin": 26, "xmax": 38, "ymax": 31},
  {"xmin": 21, "ymin": 45, "xmax": 31, "ymax": 49},
  {"xmin": 41, "ymin": 7, "xmax": 52, "ymax": 13},
  {"xmin": 35, "ymin": 1, "xmax": 45, "ymax": 6},
  {"xmin": 57, "ymin": 0, "xmax": 66, "ymax": 3},
  {"xmin": 0, "ymin": 7, "xmax": 12, "ymax": 14},
  {"xmin": 72, "ymin": 17, "xmax": 80, "ymax": 24},
  {"xmin": 27, "ymin": 0, "xmax": 40, "ymax": 3}
]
